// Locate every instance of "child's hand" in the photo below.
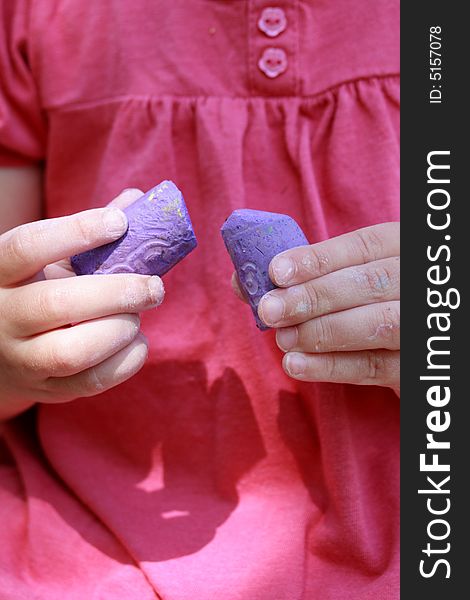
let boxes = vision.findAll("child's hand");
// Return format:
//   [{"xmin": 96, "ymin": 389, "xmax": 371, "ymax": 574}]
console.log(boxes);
[
  {"xmin": 0, "ymin": 189, "xmax": 164, "ymax": 420},
  {"xmin": 234, "ymin": 222, "xmax": 400, "ymax": 395}
]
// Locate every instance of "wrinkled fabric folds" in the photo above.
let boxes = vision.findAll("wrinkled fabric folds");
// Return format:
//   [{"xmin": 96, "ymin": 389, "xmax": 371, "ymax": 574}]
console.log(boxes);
[{"xmin": 0, "ymin": 1, "xmax": 399, "ymax": 598}]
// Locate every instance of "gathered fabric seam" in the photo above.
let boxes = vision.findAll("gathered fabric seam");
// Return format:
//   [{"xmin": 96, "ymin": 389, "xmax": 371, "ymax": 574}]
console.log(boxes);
[{"xmin": 44, "ymin": 73, "xmax": 400, "ymax": 114}]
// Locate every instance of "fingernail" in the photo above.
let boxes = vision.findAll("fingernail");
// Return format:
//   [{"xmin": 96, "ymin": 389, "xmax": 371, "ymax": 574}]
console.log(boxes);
[
  {"xmin": 259, "ymin": 293, "xmax": 284, "ymax": 325},
  {"xmin": 148, "ymin": 276, "xmax": 165, "ymax": 306},
  {"xmin": 272, "ymin": 256, "xmax": 294, "ymax": 285},
  {"xmin": 276, "ymin": 327, "xmax": 298, "ymax": 351},
  {"xmin": 285, "ymin": 352, "xmax": 307, "ymax": 376},
  {"xmin": 139, "ymin": 332, "xmax": 149, "ymax": 346},
  {"xmin": 103, "ymin": 208, "xmax": 128, "ymax": 237},
  {"xmin": 120, "ymin": 188, "xmax": 142, "ymax": 196}
]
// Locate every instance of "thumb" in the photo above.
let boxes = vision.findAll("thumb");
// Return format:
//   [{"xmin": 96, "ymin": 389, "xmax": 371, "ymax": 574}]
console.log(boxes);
[
  {"xmin": 44, "ymin": 188, "xmax": 143, "ymax": 281},
  {"xmin": 107, "ymin": 187, "xmax": 143, "ymax": 210}
]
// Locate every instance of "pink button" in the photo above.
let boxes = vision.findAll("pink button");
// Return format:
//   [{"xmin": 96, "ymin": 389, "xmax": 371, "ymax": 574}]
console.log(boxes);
[
  {"xmin": 258, "ymin": 47, "xmax": 288, "ymax": 79},
  {"xmin": 258, "ymin": 7, "xmax": 287, "ymax": 38}
]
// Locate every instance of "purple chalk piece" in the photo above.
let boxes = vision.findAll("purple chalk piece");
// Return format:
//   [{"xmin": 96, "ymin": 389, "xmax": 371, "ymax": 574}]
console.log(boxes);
[
  {"xmin": 71, "ymin": 181, "xmax": 197, "ymax": 277},
  {"xmin": 221, "ymin": 209, "xmax": 309, "ymax": 330}
]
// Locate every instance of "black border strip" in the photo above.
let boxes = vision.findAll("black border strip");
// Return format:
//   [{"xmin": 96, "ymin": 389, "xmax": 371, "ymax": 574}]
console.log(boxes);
[{"xmin": 401, "ymin": 3, "xmax": 469, "ymax": 597}]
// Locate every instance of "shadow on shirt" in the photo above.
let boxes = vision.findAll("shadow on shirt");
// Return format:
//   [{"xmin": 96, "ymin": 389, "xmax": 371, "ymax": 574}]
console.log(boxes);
[{"xmin": 8, "ymin": 360, "xmax": 267, "ymax": 563}]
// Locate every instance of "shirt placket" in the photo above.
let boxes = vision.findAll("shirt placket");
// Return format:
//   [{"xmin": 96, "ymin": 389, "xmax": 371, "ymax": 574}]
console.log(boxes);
[{"xmin": 248, "ymin": 0, "xmax": 299, "ymax": 96}]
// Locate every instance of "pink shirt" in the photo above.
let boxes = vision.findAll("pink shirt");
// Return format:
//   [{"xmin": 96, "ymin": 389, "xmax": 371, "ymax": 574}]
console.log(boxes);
[{"xmin": 0, "ymin": 1, "xmax": 400, "ymax": 598}]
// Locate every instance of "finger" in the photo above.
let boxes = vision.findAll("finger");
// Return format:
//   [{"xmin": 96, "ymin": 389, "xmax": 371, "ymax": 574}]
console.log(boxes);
[
  {"xmin": 258, "ymin": 256, "xmax": 400, "ymax": 328},
  {"xmin": 43, "ymin": 258, "xmax": 76, "ymax": 280},
  {"xmin": 44, "ymin": 333, "xmax": 149, "ymax": 401},
  {"xmin": 18, "ymin": 314, "xmax": 141, "ymax": 378},
  {"xmin": 107, "ymin": 188, "xmax": 143, "ymax": 209},
  {"xmin": 276, "ymin": 301, "xmax": 400, "ymax": 353},
  {"xmin": 283, "ymin": 350, "xmax": 400, "ymax": 388},
  {"xmin": 269, "ymin": 222, "xmax": 399, "ymax": 287},
  {"xmin": 6, "ymin": 273, "xmax": 164, "ymax": 336},
  {"xmin": 231, "ymin": 271, "xmax": 248, "ymax": 303},
  {"xmin": 0, "ymin": 207, "xmax": 128, "ymax": 286},
  {"xmin": 42, "ymin": 189, "xmax": 144, "ymax": 282}
]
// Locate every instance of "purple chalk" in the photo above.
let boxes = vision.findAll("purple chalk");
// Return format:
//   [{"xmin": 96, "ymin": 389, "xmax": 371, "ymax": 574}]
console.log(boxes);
[
  {"xmin": 71, "ymin": 181, "xmax": 197, "ymax": 277},
  {"xmin": 221, "ymin": 209, "xmax": 309, "ymax": 330}
]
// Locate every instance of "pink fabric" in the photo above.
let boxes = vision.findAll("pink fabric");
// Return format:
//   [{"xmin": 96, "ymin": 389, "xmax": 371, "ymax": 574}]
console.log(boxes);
[{"xmin": 0, "ymin": 1, "xmax": 400, "ymax": 598}]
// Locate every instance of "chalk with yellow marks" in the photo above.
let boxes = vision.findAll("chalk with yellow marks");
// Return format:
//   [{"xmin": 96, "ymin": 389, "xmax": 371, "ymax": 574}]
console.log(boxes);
[{"xmin": 71, "ymin": 180, "xmax": 197, "ymax": 276}]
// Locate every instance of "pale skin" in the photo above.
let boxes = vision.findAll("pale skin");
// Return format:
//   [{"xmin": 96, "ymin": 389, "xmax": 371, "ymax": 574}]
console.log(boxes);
[
  {"xmin": 0, "ymin": 166, "xmax": 164, "ymax": 421},
  {"xmin": 0, "ymin": 167, "xmax": 399, "ymax": 422},
  {"xmin": 232, "ymin": 222, "xmax": 400, "ymax": 396}
]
